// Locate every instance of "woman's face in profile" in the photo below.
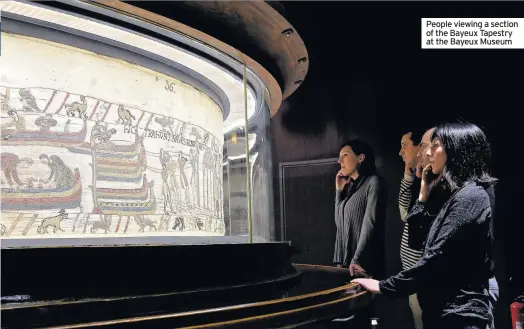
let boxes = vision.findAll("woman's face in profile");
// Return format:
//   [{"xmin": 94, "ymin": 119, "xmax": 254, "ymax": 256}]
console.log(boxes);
[
  {"xmin": 426, "ymin": 137, "xmax": 447, "ymax": 175},
  {"xmin": 338, "ymin": 146, "xmax": 362, "ymax": 176}
]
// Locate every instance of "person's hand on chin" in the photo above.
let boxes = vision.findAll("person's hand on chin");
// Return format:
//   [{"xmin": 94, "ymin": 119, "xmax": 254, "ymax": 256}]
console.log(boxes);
[{"xmin": 351, "ymin": 278, "xmax": 381, "ymax": 294}]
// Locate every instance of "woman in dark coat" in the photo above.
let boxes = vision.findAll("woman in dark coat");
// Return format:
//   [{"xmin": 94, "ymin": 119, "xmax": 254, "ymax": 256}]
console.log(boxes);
[{"xmin": 353, "ymin": 121, "xmax": 497, "ymax": 329}]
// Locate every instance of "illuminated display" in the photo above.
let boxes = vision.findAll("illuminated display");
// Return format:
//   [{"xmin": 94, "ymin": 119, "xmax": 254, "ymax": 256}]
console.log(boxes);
[{"xmin": 0, "ymin": 33, "xmax": 225, "ymax": 238}]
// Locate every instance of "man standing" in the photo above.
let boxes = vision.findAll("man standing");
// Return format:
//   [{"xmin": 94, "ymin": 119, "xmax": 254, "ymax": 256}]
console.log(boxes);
[{"xmin": 398, "ymin": 129, "xmax": 425, "ymax": 329}]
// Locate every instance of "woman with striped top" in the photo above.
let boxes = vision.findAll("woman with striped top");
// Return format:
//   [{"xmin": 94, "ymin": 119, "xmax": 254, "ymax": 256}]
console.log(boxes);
[{"xmin": 398, "ymin": 127, "xmax": 434, "ymax": 329}]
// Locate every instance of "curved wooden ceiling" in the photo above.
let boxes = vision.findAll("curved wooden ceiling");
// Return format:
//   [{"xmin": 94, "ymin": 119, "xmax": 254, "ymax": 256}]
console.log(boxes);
[{"xmin": 92, "ymin": 0, "xmax": 309, "ymax": 116}]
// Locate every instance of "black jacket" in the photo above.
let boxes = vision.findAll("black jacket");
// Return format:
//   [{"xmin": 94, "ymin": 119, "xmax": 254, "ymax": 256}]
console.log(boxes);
[
  {"xmin": 379, "ymin": 182, "xmax": 494, "ymax": 325},
  {"xmin": 407, "ymin": 183, "xmax": 496, "ymax": 275},
  {"xmin": 406, "ymin": 182, "xmax": 450, "ymax": 251}
]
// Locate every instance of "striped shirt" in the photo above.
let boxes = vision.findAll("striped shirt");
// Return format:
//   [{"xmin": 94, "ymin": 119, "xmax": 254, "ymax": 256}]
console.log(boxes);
[{"xmin": 398, "ymin": 173, "xmax": 424, "ymax": 270}]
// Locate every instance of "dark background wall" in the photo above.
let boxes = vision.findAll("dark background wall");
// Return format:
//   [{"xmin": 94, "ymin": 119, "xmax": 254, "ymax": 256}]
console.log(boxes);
[{"xmin": 272, "ymin": 2, "xmax": 523, "ymax": 329}]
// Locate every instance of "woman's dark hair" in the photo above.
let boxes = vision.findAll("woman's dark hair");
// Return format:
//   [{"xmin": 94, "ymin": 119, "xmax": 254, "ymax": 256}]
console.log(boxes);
[
  {"xmin": 340, "ymin": 139, "xmax": 376, "ymax": 176},
  {"xmin": 432, "ymin": 120, "xmax": 497, "ymax": 190}
]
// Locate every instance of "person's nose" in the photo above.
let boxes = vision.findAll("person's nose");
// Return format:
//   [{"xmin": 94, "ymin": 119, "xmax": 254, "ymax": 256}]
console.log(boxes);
[
  {"xmin": 417, "ymin": 147, "xmax": 425, "ymax": 158},
  {"xmin": 425, "ymin": 147, "xmax": 432, "ymax": 156}
]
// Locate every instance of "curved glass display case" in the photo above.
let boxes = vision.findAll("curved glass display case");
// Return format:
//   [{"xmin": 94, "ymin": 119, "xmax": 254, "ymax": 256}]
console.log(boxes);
[
  {"xmin": 0, "ymin": 2, "xmax": 375, "ymax": 329},
  {"xmin": 0, "ymin": 0, "xmax": 275, "ymax": 246}
]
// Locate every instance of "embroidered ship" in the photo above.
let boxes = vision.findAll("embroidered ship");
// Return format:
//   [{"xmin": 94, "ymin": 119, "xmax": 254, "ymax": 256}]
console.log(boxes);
[
  {"xmin": 1, "ymin": 119, "xmax": 88, "ymax": 147},
  {"xmin": 0, "ymin": 169, "xmax": 82, "ymax": 211},
  {"xmin": 94, "ymin": 185, "xmax": 156, "ymax": 216},
  {"xmin": 96, "ymin": 174, "xmax": 149, "ymax": 200}
]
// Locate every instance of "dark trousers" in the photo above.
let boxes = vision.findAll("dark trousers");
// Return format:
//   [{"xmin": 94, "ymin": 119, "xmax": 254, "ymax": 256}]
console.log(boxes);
[
  {"xmin": 424, "ymin": 316, "xmax": 489, "ymax": 329},
  {"xmin": 487, "ymin": 277, "xmax": 499, "ymax": 329}
]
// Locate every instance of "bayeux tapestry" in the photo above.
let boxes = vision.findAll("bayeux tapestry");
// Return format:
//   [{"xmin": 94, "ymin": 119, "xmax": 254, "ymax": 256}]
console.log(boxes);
[{"xmin": 0, "ymin": 33, "xmax": 225, "ymax": 239}]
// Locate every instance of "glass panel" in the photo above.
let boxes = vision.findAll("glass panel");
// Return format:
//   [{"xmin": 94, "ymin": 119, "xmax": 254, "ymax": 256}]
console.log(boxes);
[
  {"xmin": 0, "ymin": 2, "xmax": 276, "ymax": 246},
  {"xmin": 222, "ymin": 65, "xmax": 275, "ymax": 242},
  {"xmin": 250, "ymin": 88, "xmax": 275, "ymax": 242}
]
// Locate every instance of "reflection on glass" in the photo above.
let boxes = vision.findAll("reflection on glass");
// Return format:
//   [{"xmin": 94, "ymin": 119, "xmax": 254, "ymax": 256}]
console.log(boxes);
[
  {"xmin": 0, "ymin": 2, "xmax": 276, "ymax": 245},
  {"xmin": 223, "ymin": 67, "xmax": 275, "ymax": 242}
]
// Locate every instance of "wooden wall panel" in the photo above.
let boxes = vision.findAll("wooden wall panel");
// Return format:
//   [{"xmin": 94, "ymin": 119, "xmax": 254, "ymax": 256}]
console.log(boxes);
[{"xmin": 279, "ymin": 159, "xmax": 339, "ymax": 265}]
